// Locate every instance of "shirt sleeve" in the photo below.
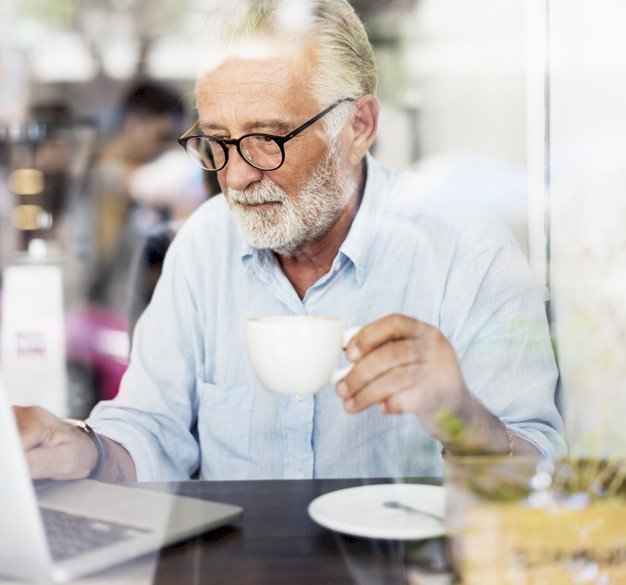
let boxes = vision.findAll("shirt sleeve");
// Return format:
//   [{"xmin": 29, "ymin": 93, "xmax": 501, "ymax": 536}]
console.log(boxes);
[
  {"xmin": 440, "ymin": 236, "xmax": 567, "ymax": 458},
  {"xmin": 87, "ymin": 229, "xmax": 203, "ymax": 481}
]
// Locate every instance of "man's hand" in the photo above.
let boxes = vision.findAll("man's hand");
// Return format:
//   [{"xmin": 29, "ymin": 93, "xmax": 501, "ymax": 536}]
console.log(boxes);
[
  {"xmin": 13, "ymin": 406, "xmax": 137, "ymax": 482},
  {"xmin": 14, "ymin": 406, "xmax": 99, "ymax": 480},
  {"xmin": 336, "ymin": 314, "xmax": 468, "ymax": 439},
  {"xmin": 336, "ymin": 314, "xmax": 541, "ymax": 456}
]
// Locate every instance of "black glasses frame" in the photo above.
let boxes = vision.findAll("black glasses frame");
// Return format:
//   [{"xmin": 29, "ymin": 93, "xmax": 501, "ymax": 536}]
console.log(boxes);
[{"xmin": 178, "ymin": 97, "xmax": 355, "ymax": 172}]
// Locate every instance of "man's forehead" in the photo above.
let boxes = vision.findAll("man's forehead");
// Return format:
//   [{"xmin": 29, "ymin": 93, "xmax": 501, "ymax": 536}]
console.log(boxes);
[
  {"xmin": 195, "ymin": 54, "xmax": 315, "ymax": 127},
  {"xmin": 196, "ymin": 39, "xmax": 316, "ymax": 96}
]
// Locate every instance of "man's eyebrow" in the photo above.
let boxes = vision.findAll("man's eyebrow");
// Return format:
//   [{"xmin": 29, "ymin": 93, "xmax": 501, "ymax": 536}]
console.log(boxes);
[
  {"xmin": 248, "ymin": 119, "xmax": 292, "ymax": 133},
  {"xmin": 196, "ymin": 119, "xmax": 293, "ymax": 136}
]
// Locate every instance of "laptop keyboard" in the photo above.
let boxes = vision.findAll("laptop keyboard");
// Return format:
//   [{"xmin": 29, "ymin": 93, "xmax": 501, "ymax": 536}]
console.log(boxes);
[{"xmin": 40, "ymin": 507, "xmax": 151, "ymax": 562}]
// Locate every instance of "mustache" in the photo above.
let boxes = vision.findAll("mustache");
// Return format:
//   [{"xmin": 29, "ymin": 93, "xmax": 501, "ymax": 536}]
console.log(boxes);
[{"xmin": 227, "ymin": 179, "xmax": 286, "ymax": 205}]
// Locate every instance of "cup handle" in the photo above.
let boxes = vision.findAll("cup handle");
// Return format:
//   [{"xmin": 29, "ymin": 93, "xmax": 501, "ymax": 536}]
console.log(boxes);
[
  {"xmin": 343, "ymin": 326, "xmax": 362, "ymax": 348},
  {"xmin": 330, "ymin": 326, "xmax": 362, "ymax": 384}
]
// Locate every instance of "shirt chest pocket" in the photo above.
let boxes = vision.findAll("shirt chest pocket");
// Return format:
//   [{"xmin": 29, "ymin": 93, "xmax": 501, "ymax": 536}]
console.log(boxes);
[{"xmin": 196, "ymin": 379, "xmax": 255, "ymax": 479}]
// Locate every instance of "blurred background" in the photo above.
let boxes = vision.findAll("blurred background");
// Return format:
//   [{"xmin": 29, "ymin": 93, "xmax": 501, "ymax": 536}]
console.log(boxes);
[{"xmin": 0, "ymin": 0, "xmax": 625, "ymax": 459}]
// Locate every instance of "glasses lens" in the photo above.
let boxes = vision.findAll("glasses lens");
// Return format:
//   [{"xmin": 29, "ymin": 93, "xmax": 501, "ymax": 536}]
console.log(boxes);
[
  {"xmin": 185, "ymin": 137, "xmax": 226, "ymax": 171},
  {"xmin": 239, "ymin": 135, "xmax": 282, "ymax": 170}
]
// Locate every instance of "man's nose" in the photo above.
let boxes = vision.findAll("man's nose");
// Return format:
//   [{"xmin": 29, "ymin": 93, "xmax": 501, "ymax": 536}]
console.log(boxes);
[{"xmin": 221, "ymin": 147, "xmax": 263, "ymax": 191}]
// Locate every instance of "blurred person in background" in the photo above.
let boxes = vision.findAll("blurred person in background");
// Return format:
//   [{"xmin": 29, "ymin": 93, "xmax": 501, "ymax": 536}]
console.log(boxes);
[
  {"xmin": 89, "ymin": 81, "xmax": 201, "ymax": 314},
  {"xmin": 127, "ymin": 170, "xmax": 221, "ymax": 335},
  {"xmin": 15, "ymin": 0, "xmax": 565, "ymax": 483}
]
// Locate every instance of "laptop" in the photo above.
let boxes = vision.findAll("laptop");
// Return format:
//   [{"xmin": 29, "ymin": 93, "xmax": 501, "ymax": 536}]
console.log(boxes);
[{"xmin": 0, "ymin": 370, "xmax": 243, "ymax": 583}]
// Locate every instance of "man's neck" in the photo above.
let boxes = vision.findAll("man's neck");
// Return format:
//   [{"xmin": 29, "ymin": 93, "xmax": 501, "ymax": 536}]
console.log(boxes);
[{"xmin": 277, "ymin": 164, "xmax": 366, "ymax": 299}]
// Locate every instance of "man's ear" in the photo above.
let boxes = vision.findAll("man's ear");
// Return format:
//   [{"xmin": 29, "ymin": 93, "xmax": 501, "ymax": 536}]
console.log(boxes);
[{"xmin": 348, "ymin": 95, "xmax": 379, "ymax": 165}]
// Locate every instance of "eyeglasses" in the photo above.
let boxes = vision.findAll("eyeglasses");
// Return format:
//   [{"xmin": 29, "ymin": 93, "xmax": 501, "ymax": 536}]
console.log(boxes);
[{"xmin": 178, "ymin": 98, "xmax": 355, "ymax": 172}]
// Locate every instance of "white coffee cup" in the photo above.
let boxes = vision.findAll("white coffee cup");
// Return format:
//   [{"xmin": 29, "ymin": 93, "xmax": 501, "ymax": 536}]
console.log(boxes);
[{"xmin": 245, "ymin": 316, "xmax": 360, "ymax": 396}]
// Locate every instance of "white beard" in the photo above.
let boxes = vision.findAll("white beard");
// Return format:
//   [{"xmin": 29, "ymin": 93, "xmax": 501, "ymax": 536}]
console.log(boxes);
[{"xmin": 225, "ymin": 149, "xmax": 356, "ymax": 255}]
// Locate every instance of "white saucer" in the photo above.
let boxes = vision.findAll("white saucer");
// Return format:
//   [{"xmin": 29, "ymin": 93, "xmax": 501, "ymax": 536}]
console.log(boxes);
[{"xmin": 308, "ymin": 483, "xmax": 445, "ymax": 540}]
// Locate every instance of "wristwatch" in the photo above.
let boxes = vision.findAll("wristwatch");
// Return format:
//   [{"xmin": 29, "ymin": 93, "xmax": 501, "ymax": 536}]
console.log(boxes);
[{"xmin": 64, "ymin": 419, "xmax": 105, "ymax": 480}]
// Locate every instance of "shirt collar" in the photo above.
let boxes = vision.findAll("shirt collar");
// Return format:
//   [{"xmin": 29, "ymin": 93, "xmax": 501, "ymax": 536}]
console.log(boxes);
[
  {"xmin": 338, "ymin": 154, "xmax": 387, "ymax": 286},
  {"xmin": 240, "ymin": 153, "xmax": 390, "ymax": 286}
]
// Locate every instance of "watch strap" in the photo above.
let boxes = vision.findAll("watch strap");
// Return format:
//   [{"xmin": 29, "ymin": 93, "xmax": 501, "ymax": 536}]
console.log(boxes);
[{"xmin": 64, "ymin": 419, "xmax": 105, "ymax": 480}]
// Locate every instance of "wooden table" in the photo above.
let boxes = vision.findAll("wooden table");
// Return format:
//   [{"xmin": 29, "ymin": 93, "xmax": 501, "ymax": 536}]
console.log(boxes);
[{"xmin": 145, "ymin": 477, "xmax": 452, "ymax": 585}]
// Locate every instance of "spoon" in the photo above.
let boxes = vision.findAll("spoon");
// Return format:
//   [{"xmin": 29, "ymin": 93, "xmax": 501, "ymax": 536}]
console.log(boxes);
[{"xmin": 382, "ymin": 501, "xmax": 444, "ymax": 522}]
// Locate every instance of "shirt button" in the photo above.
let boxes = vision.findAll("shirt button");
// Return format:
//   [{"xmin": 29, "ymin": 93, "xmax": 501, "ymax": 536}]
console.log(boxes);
[
  {"xmin": 296, "ymin": 395, "xmax": 305, "ymax": 401},
  {"xmin": 295, "ymin": 470, "xmax": 305, "ymax": 479}
]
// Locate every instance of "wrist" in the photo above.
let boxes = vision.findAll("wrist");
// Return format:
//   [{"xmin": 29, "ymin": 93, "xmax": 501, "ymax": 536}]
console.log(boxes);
[
  {"xmin": 435, "ymin": 393, "xmax": 515, "ymax": 456},
  {"xmin": 64, "ymin": 419, "xmax": 105, "ymax": 479},
  {"xmin": 441, "ymin": 417, "xmax": 514, "ymax": 457}
]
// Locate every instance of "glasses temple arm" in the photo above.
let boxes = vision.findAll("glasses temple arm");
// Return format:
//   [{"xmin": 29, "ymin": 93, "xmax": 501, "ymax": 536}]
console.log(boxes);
[{"xmin": 282, "ymin": 98, "xmax": 355, "ymax": 142}]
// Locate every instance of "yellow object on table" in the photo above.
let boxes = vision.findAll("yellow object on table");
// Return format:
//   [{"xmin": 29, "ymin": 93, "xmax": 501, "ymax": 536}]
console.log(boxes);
[{"xmin": 461, "ymin": 498, "xmax": 626, "ymax": 584}]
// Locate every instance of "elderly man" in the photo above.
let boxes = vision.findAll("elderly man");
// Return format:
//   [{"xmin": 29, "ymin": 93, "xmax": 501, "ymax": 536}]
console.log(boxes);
[{"xmin": 16, "ymin": 0, "xmax": 565, "ymax": 482}]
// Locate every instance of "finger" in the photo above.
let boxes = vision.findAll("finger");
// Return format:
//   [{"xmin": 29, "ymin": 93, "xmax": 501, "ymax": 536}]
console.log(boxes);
[
  {"xmin": 341, "ymin": 338, "xmax": 423, "ymax": 398},
  {"xmin": 26, "ymin": 445, "xmax": 71, "ymax": 479},
  {"xmin": 344, "ymin": 363, "xmax": 420, "ymax": 413},
  {"xmin": 346, "ymin": 314, "xmax": 431, "ymax": 361},
  {"xmin": 381, "ymin": 385, "xmax": 431, "ymax": 415},
  {"xmin": 26, "ymin": 444, "xmax": 89, "ymax": 481},
  {"xmin": 382, "ymin": 364, "xmax": 467, "ymax": 423}
]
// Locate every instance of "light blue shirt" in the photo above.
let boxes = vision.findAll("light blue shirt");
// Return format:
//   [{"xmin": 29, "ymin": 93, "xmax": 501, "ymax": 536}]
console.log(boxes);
[{"xmin": 88, "ymin": 155, "xmax": 566, "ymax": 481}]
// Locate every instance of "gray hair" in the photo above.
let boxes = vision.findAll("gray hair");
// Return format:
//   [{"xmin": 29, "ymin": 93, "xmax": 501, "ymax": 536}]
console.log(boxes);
[{"xmin": 203, "ymin": 0, "xmax": 378, "ymax": 140}]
